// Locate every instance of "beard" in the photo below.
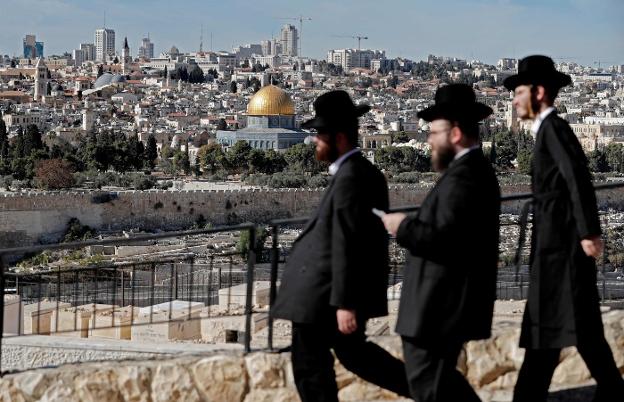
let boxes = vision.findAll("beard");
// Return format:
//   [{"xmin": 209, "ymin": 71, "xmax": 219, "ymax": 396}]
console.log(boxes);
[
  {"xmin": 431, "ymin": 140, "xmax": 455, "ymax": 172},
  {"xmin": 315, "ymin": 136, "xmax": 339, "ymax": 162}
]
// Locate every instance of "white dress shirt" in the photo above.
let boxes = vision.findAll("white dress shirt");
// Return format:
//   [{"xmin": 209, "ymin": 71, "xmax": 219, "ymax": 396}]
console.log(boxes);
[
  {"xmin": 328, "ymin": 148, "xmax": 360, "ymax": 176},
  {"xmin": 453, "ymin": 144, "xmax": 481, "ymax": 161},
  {"xmin": 531, "ymin": 106, "xmax": 555, "ymax": 135}
]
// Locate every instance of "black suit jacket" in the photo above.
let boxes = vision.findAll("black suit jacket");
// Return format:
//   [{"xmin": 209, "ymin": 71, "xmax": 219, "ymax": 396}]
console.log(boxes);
[
  {"xmin": 395, "ymin": 149, "xmax": 500, "ymax": 346},
  {"xmin": 520, "ymin": 111, "xmax": 603, "ymax": 349},
  {"xmin": 271, "ymin": 152, "xmax": 390, "ymax": 324}
]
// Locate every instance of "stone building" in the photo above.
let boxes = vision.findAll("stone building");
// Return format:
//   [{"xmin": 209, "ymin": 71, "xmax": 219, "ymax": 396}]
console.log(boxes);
[{"xmin": 216, "ymin": 85, "xmax": 307, "ymax": 152}]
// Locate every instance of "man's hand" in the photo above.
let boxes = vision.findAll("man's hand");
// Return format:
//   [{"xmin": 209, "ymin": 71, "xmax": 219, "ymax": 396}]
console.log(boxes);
[
  {"xmin": 336, "ymin": 309, "xmax": 357, "ymax": 335},
  {"xmin": 581, "ymin": 235, "xmax": 603, "ymax": 258},
  {"xmin": 381, "ymin": 213, "xmax": 407, "ymax": 237}
]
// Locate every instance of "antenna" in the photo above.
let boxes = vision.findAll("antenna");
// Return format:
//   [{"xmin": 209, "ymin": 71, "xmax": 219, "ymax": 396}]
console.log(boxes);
[
  {"xmin": 210, "ymin": 32, "xmax": 213, "ymax": 52},
  {"xmin": 103, "ymin": 11, "xmax": 106, "ymax": 28}
]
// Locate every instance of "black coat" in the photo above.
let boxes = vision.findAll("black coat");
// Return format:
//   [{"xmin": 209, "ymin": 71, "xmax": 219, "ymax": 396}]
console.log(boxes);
[
  {"xmin": 520, "ymin": 111, "xmax": 604, "ymax": 349},
  {"xmin": 271, "ymin": 152, "xmax": 390, "ymax": 324},
  {"xmin": 395, "ymin": 149, "xmax": 500, "ymax": 346}
]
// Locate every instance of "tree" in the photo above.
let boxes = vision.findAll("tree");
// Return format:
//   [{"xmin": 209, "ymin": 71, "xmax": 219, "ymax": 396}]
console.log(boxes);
[
  {"xmin": 605, "ymin": 143, "xmax": 624, "ymax": 173},
  {"xmin": 216, "ymin": 118, "xmax": 228, "ymax": 131},
  {"xmin": 0, "ymin": 116, "xmax": 7, "ymax": 162},
  {"xmin": 374, "ymin": 146, "xmax": 430, "ymax": 173},
  {"xmin": 197, "ymin": 143, "xmax": 225, "ymax": 174},
  {"xmin": 283, "ymin": 143, "xmax": 326, "ymax": 174},
  {"xmin": 127, "ymin": 134, "xmax": 145, "ymax": 170},
  {"xmin": 34, "ymin": 158, "xmax": 75, "ymax": 189},
  {"xmin": 46, "ymin": 82, "xmax": 52, "ymax": 96},
  {"xmin": 188, "ymin": 67, "xmax": 205, "ymax": 84},
  {"xmin": 97, "ymin": 64, "xmax": 104, "ymax": 78},
  {"xmin": 226, "ymin": 141, "xmax": 252, "ymax": 173},
  {"xmin": 172, "ymin": 150, "xmax": 190, "ymax": 175},
  {"xmin": 12, "ymin": 127, "xmax": 25, "ymax": 159},
  {"xmin": 113, "ymin": 56, "xmax": 119, "ymax": 64},
  {"xmin": 249, "ymin": 77, "xmax": 261, "ymax": 92},
  {"xmin": 145, "ymin": 134, "xmax": 158, "ymax": 169},
  {"xmin": 230, "ymin": 81, "xmax": 238, "ymax": 93},
  {"xmin": 392, "ymin": 131, "xmax": 410, "ymax": 144},
  {"xmin": 176, "ymin": 66, "xmax": 189, "ymax": 82},
  {"xmin": 247, "ymin": 149, "xmax": 267, "ymax": 173},
  {"xmin": 160, "ymin": 144, "xmax": 173, "ymax": 159},
  {"xmin": 516, "ymin": 131, "xmax": 534, "ymax": 175},
  {"xmin": 493, "ymin": 129, "xmax": 517, "ymax": 169},
  {"xmin": 23, "ymin": 124, "xmax": 43, "ymax": 156},
  {"xmin": 263, "ymin": 149, "xmax": 286, "ymax": 174},
  {"xmin": 63, "ymin": 218, "xmax": 95, "ymax": 242},
  {"xmin": 588, "ymin": 149, "xmax": 609, "ymax": 173}
]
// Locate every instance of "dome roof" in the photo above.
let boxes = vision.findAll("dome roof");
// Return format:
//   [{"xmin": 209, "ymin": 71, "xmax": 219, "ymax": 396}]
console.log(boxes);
[
  {"xmin": 247, "ymin": 85, "xmax": 295, "ymax": 116},
  {"xmin": 94, "ymin": 73, "xmax": 127, "ymax": 89},
  {"xmin": 111, "ymin": 74, "xmax": 126, "ymax": 83}
]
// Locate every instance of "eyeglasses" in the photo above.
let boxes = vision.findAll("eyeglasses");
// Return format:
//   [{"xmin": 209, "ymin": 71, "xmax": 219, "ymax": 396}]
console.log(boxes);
[{"xmin": 428, "ymin": 128, "xmax": 451, "ymax": 137}]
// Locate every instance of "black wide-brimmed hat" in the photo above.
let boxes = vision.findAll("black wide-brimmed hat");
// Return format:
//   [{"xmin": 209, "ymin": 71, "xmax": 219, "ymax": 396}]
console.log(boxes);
[
  {"xmin": 503, "ymin": 55, "xmax": 572, "ymax": 91},
  {"xmin": 418, "ymin": 84, "xmax": 493, "ymax": 123},
  {"xmin": 301, "ymin": 90, "xmax": 370, "ymax": 130}
]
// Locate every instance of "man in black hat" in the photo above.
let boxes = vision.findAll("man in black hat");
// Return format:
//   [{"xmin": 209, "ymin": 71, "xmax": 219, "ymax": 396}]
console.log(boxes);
[
  {"xmin": 504, "ymin": 55, "xmax": 624, "ymax": 402},
  {"xmin": 271, "ymin": 90, "xmax": 410, "ymax": 402},
  {"xmin": 382, "ymin": 83, "xmax": 500, "ymax": 401}
]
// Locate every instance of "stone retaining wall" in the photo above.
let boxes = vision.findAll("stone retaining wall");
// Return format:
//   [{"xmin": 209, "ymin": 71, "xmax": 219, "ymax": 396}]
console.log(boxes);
[
  {"xmin": 0, "ymin": 186, "xmax": 428, "ymax": 248},
  {"xmin": 1, "ymin": 309, "xmax": 623, "ymax": 402}
]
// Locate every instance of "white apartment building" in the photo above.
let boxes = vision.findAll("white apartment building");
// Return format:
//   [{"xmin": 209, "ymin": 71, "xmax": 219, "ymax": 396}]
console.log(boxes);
[
  {"xmin": 280, "ymin": 25, "xmax": 298, "ymax": 56},
  {"xmin": 327, "ymin": 49, "xmax": 386, "ymax": 70},
  {"xmin": 73, "ymin": 49, "xmax": 84, "ymax": 67},
  {"xmin": 95, "ymin": 28, "xmax": 115, "ymax": 62},
  {"xmin": 138, "ymin": 37, "xmax": 154, "ymax": 59},
  {"xmin": 497, "ymin": 58, "xmax": 517, "ymax": 70},
  {"xmin": 80, "ymin": 43, "xmax": 96, "ymax": 61}
]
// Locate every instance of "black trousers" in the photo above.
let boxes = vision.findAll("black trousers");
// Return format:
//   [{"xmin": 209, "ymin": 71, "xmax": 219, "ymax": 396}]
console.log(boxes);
[
  {"xmin": 513, "ymin": 333, "xmax": 624, "ymax": 402},
  {"xmin": 401, "ymin": 336, "xmax": 481, "ymax": 402},
  {"xmin": 291, "ymin": 318, "xmax": 410, "ymax": 402}
]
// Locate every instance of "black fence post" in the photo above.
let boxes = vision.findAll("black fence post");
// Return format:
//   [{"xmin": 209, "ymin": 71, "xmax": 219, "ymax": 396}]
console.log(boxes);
[
  {"xmin": 0, "ymin": 255, "xmax": 5, "ymax": 376},
  {"xmin": 244, "ymin": 226, "xmax": 256, "ymax": 353},
  {"xmin": 268, "ymin": 225, "xmax": 279, "ymax": 351},
  {"xmin": 602, "ymin": 214, "xmax": 608, "ymax": 301}
]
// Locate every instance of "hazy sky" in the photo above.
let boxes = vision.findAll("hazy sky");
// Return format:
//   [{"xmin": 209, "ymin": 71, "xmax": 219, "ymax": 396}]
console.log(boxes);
[{"xmin": 1, "ymin": 0, "xmax": 622, "ymax": 66}]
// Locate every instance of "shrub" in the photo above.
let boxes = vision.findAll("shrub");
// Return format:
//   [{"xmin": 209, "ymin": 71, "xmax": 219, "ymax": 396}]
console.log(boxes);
[
  {"xmin": 391, "ymin": 172, "xmax": 421, "ymax": 183},
  {"xmin": 63, "ymin": 218, "xmax": 95, "ymax": 242},
  {"xmin": 307, "ymin": 174, "xmax": 329, "ymax": 188},
  {"xmin": 131, "ymin": 174, "xmax": 156, "ymax": 190}
]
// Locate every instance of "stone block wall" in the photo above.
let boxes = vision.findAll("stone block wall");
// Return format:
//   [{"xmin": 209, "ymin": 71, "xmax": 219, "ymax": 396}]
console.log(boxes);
[
  {"xmin": 1, "ymin": 309, "xmax": 623, "ymax": 401},
  {"xmin": 2, "ymin": 185, "xmax": 622, "ymax": 248},
  {"xmin": 0, "ymin": 186, "xmax": 429, "ymax": 248}
]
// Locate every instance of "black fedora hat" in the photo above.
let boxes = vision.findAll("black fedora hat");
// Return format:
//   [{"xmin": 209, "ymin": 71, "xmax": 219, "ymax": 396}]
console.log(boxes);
[
  {"xmin": 418, "ymin": 84, "xmax": 493, "ymax": 123},
  {"xmin": 301, "ymin": 90, "xmax": 370, "ymax": 130},
  {"xmin": 503, "ymin": 55, "xmax": 572, "ymax": 91}
]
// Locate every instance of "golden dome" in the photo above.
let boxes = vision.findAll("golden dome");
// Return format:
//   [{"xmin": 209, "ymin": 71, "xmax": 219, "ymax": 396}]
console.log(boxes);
[{"xmin": 247, "ymin": 85, "xmax": 295, "ymax": 116}]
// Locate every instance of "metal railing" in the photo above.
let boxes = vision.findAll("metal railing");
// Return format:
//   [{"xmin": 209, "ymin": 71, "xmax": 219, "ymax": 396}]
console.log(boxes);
[
  {"xmin": 2, "ymin": 182, "xmax": 624, "ymax": 374},
  {"xmin": 264, "ymin": 182, "xmax": 624, "ymax": 350},
  {"xmin": 0, "ymin": 223, "xmax": 258, "ymax": 375}
]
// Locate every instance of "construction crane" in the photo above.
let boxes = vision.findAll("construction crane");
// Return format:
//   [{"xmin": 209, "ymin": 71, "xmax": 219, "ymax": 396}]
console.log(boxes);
[
  {"xmin": 276, "ymin": 16, "xmax": 312, "ymax": 56},
  {"xmin": 332, "ymin": 35, "xmax": 369, "ymax": 50},
  {"xmin": 594, "ymin": 60, "xmax": 615, "ymax": 70}
]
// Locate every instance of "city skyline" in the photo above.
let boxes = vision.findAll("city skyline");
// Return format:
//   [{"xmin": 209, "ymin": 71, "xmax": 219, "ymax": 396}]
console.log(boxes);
[{"xmin": 0, "ymin": 0, "xmax": 622, "ymax": 67}]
